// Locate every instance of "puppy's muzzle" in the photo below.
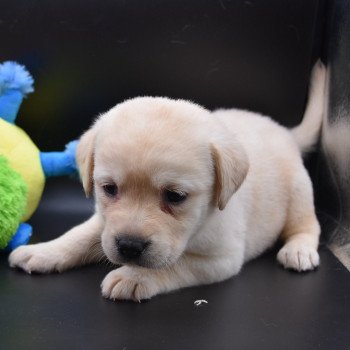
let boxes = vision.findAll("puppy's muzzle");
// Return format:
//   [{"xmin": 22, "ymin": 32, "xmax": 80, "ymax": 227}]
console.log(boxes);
[{"xmin": 116, "ymin": 236, "xmax": 149, "ymax": 261}]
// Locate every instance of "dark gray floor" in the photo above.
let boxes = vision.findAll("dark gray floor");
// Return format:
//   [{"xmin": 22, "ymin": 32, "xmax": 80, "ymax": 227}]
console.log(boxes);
[{"xmin": 1, "ymin": 178, "xmax": 350, "ymax": 350}]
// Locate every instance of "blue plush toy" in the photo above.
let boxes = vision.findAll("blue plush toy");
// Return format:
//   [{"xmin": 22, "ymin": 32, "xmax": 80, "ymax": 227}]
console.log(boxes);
[{"xmin": 0, "ymin": 61, "xmax": 78, "ymax": 251}]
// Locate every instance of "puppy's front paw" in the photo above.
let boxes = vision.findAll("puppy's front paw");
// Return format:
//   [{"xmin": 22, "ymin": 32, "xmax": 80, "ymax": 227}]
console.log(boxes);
[
  {"xmin": 9, "ymin": 244, "xmax": 67, "ymax": 274},
  {"xmin": 101, "ymin": 266, "xmax": 160, "ymax": 302},
  {"xmin": 277, "ymin": 242, "xmax": 320, "ymax": 272}
]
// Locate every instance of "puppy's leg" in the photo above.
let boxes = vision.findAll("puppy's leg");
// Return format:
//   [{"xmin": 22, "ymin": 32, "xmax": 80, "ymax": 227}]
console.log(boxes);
[
  {"xmin": 101, "ymin": 253, "xmax": 242, "ymax": 302},
  {"xmin": 277, "ymin": 168, "xmax": 320, "ymax": 271},
  {"xmin": 9, "ymin": 214, "xmax": 104, "ymax": 273}
]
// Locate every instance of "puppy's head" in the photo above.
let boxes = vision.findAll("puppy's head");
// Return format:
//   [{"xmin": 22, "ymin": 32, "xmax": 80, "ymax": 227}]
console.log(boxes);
[{"xmin": 77, "ymin": 97, "xmax": 248, "ymax": 268}]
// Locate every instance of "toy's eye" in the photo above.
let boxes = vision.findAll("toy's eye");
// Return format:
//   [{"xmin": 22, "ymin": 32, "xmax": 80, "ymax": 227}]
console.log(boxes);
[
  {"xmin": 102, "ymin": 183, "xmax": 118, "ymax": 197},
  {"xmin": 163, "ymin": 189, "xmax": 188, "ymax": 205}
]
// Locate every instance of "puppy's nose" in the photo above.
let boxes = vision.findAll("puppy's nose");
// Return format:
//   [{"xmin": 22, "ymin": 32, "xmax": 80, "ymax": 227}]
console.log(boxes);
[{"xmin": 116, "ymin": 237, "xmax": 148, "ymax": 260}]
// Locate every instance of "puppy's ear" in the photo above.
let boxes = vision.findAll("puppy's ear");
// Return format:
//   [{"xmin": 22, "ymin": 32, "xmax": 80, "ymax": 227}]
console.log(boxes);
[
  {"xmin": 211, "ymin": 139, "xmax": 249, "ymax": 210},
  {"xmin": 76, "ymin": 125, "xmax": 98, "ymax": 197}
]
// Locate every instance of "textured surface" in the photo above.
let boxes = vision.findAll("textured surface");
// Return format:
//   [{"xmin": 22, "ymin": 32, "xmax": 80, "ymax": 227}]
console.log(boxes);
[{"xmin": 1, "ymin": 178, "xmax": 350, "ymax": 350}]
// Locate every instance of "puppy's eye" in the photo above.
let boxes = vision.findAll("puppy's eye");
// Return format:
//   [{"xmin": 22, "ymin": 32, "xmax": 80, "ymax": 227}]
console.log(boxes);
[
  {"xmin": 102, "ymin": 183, "xmax": 118, "ymax": 197},
  {"xmin": 163, "ymin": 189, "xmax": 187, "ymax": 205}
]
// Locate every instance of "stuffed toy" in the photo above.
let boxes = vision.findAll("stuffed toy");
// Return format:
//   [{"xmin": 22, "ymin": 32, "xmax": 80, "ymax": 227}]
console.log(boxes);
[{"xmin": 0, "ymin": 61, "xmax": 78, "ymax": 251}]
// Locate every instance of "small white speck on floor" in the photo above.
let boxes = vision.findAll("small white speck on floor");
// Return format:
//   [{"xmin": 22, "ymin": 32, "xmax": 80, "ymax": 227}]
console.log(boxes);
[{"xmin": 194, "ymin": 299, "xmax": 208, "ymax": 306}]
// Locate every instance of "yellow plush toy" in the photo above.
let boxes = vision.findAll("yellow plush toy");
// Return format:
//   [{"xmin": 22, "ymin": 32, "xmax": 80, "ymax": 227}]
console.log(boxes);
[
  {"xmin": 0, "ymin": 118, "xmax": 45, "ymax": 221},
  {"xmin": 0, "ymin": 61, "xmax": 78, "ymax": 251}
]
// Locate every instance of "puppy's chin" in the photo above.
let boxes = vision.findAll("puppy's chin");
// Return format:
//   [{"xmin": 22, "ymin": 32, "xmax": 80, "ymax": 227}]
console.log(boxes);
[
  {"xmin": 125, "ymin": 256, "xmax": 174, "ymax": 269},
  {"xmin": 103, "ymin": 249, "xmax": 180, "ymax": 270}
]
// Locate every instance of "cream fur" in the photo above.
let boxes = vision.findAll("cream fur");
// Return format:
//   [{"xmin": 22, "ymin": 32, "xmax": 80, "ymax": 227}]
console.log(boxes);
[{"xmin": 9, "ymin": 62, "xmax": 326, "ymax": 302}]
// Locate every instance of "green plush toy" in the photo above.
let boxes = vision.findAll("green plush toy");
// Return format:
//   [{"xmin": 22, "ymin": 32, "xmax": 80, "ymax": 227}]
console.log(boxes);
[
  {"xmin": 0, "ymin": 156, "xmax": 28, "ymax": 249},
  {"xmin": 0, "ymin": 61, "xmax": 78, "ymax": 251}
]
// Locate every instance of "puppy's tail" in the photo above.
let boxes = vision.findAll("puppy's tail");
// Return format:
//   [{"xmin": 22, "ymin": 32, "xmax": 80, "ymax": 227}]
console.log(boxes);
[{"xmin": 291, "ymin": 60, "xmax": 327, "ymax": 153}]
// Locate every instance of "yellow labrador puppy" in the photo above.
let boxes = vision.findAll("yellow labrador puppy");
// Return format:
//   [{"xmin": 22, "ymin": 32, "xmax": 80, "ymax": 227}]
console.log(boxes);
[{"xmin": 9, "ymin": 62, "xmax": 326, "ymax": 302}]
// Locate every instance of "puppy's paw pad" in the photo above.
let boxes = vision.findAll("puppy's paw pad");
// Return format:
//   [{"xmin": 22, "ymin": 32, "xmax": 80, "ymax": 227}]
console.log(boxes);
[
  {"xmin": 101, "ymin": 268, "xmax": 156, "ymax": 302},
  {"xmin": 277, "ymin": 243, "xmax": 319, "ymax": 272},
  {"xmin": 9, "ymin": 244, "xmax": 63, "ymax": 274}
]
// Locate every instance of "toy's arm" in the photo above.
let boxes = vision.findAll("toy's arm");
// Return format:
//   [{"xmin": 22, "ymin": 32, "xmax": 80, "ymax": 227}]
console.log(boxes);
[
  {"xmin": 0, "ymin": 90, "xmax": 24, "ymax": 124},
  {"xmin": 40, "ymin": 140, "xmax": 79, "ymax": 177},
  {"xmin": 0, "ymin": 61, "xmax": 34, "ymax": 124}
]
